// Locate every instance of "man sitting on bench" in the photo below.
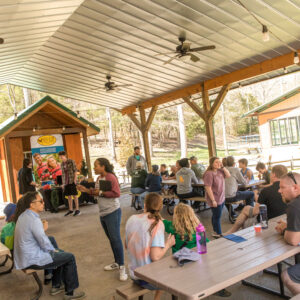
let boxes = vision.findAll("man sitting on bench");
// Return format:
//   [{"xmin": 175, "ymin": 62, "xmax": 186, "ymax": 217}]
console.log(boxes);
[
  {"xmin": 14, "ymin": 192, "xmax": 85, "ymax": 300},
  {"xmin": 225, "ymin": 165, "xmax": 287, "ymax": 235}
]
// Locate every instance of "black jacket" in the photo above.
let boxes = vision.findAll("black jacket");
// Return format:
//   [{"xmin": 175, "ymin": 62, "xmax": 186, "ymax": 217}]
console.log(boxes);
[{"xmin": 19, "ymin": 167, "xmax": 35, "ymax": 194}]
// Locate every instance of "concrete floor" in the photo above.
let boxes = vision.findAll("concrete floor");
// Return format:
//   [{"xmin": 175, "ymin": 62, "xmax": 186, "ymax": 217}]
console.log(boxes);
[{"xmin": 0, "ymin": 194, "xmax": 292, "ymax": 300}]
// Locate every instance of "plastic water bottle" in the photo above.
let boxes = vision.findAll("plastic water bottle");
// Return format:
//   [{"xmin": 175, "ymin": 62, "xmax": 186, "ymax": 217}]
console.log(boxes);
[
  {"xmin": 196, "ymin": 223, "xmax": 207, "ymax": 254},
  {"xmin": 259, "ymin": 204, "xmax": 268, "ymax": 229}
]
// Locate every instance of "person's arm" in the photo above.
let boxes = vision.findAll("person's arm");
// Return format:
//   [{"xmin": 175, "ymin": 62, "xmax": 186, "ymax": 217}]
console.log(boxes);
[
  {"xmin": 31, "ymin": 219, "xmax": 54, "ymax": 252},
  {"xmin": 275, "ymin": 220, "xmax": 300, "ymax": 246},
  {"xmin": 190, "ymin": 170, "xmax": 199, "ymax": 184},
  {"xmin": 150, "ymin": 234, "xmax": 175, "ymax": 261},
  {"xmin": 236, "ymin": 170, "xmax": 247, "ymax": 185},
  {"xmin": 222, "ymin": 167, "xmax": 231, "ymax": 178},
  {"xmin": 247, "ymin": 169, "xmax": 253, "ymax": 181},
  {"xmin": 204, "ymin": 186, "xmax": 217, "ymax": 207}
]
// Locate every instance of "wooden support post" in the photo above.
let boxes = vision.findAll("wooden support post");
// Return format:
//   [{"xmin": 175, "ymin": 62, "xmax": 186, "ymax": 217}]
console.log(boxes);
[
  {"xmin": 82, "ymin": 129, "xmax": 92, "ymax": 179},
  {"xmin": 4, "ymin": 137, "xmax": 16, "ymax": 203},
  {"xmin": 202, "ymin": 89, "xmax": 216, "ymax": 158}
]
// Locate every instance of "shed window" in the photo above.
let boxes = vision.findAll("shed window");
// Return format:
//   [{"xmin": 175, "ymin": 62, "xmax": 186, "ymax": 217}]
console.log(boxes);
[{"xmin": 270, "ymin": 117, "xmax": 300, "ymax": 146}]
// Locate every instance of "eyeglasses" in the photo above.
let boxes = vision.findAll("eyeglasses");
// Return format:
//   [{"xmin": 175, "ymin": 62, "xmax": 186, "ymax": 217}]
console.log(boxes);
[
  {"xmin": 32, "ymin": 200, "xmax": 44, "ymax": 204},
  {"xmin": 287, "ymin": 172, "xmax": 297, "ymax": 184}
]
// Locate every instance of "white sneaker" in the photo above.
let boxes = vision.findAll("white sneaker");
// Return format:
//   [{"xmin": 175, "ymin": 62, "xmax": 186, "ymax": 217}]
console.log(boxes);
[
  {"xmin": 119, "ymin": 266, "xmax": 128, "ymax": 281},
  {"xmin": 104, "ymin": 263, "xmax": 119, "ymax": 271}
]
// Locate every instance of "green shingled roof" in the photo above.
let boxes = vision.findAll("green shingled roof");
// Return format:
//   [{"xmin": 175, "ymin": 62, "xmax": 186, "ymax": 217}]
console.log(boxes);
[
  {"xmin": 0, "ymin": 95, "xmax": 100, "ymax": 137},
  {"xmin": 242, "ymin": 86, "xmax": 300, "ymax": 118}
]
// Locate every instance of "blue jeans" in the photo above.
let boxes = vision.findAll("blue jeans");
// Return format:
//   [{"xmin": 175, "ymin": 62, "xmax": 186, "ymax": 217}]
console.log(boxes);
[
  {"xmin": 29, "ymin": 251, "xmax": 79, "ymax": 293},
  {"xmin": 133, "ymin": 279, "xmax": 160, "ymax": 291},
  {"xmin": 211, "ymin": 202, "xmax": 225, "ymax": 234},
  {"xmin": 100, "ymin": 208, "xmax": 124, "ymax": 266},
  {"xmin": 45, "ymin": 236, "xmax": 59, "ymax": 277},
  {"xmin": 235, "ymin": 191, "xmax": 255, "ymax": 206},
  {"xmin": 131, "ymin": 187, "xmax": 145, "ymax": 206}
]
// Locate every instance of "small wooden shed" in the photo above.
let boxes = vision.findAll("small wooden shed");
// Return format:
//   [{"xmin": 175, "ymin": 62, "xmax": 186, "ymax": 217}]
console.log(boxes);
[{"xmin": 0, "ymin": 95, "xmax": 100, "ymax": 203}]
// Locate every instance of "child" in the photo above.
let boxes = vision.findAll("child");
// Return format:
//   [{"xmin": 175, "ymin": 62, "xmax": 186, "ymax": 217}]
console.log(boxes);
[
  {"xmin": 125, "ymin": 193, "xmax": 175, "ymax": 300},
  {"xmin": 160, "ymin": 164, "xmax": 169, "ymax": 180},
  {"xmin": 238, "ymin": 158, "xmax": 254, "ymax": 181},
  {"xmin": 163, "ymin": 203, "xmax": 209, "ymax": 253}
]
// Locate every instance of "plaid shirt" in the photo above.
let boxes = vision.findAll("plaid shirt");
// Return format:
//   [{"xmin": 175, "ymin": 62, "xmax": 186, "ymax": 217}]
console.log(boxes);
[{"xmin": 61, "ymin": 159, "xmax": 77, "ymax": 185}]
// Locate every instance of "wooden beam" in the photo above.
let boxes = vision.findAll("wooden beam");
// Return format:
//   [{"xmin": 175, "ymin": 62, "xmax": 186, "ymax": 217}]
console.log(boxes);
[
  {"xmin": 121, "ymin": 50, "xmax": 299, "ymax": 115},
  {"xmin": 4, "ymin": 137, "xmax": 16, "ymax": 203},
  {"xmin": 139, "ymin": 107, "xmax": 151, "ymax": 171},
  {"xmin": 127, "ymin": 114, "xmax": 141, "ymax": 131},
  {"xmin": 208, "ymin": 83, "xmax": 231, "ymax": 120},
  {"xmin": 82, "ymin": 129, "xmax": 92, "ymax": 179},
  {"xmin": 183, "ymin": 97, "xmax": 205, "ymax": 120},
  {"xmin": 145, "ymin": 106, "xmax": 157, "ymax": 132},
  {"xmin": 122, "ymin": 83, "xmax": 203, "ymax": 115},
  {"xmin": 204, "ymin": 51, "xmax": 298, "ymax": 91}
]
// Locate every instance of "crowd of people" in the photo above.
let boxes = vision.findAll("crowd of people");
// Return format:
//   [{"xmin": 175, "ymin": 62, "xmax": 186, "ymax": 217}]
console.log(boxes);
[{"xmin": 1, "ymin": 145, "xmax": 300, "ymax": 299}]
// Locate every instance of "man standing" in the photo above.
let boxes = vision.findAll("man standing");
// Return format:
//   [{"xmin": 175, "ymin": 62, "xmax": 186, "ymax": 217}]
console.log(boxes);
[
  {"xmin": 14, "ymin": 192, "xmax": 85, "ymax": 300},
  {"xmin": 275, "ymin": 172, "xmax": 300, "ymax": 296},
  {"xmin": 58, "ymin": 151, "xmax": 80, "ymax": 217},
  {"xmin": 126, "ymin": 146, "xmax": 147, "ymax": 176},
  {"xmin": 189, "ymin": 156, "xmax": 205, "ymax": 180},
  {"xmin": 225, "ymin": 165, "xmax": 287, "ymax": 234}
]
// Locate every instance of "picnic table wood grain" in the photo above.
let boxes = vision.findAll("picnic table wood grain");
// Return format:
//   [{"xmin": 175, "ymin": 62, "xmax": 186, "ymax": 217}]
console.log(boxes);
[
  {"xmin": 134, "ymin": 216, "xmax": 299, "ymax": 300},
  {"xmin": 0, "ymin": 242, "xmax": 11, "ymax": 257}
]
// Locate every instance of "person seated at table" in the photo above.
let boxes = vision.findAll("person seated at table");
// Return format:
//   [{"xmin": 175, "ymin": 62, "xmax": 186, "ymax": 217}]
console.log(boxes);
[
  {"xmin": 256, "ymin": 162, "xmax": 271, "ymax": 186},
  {"xmin": 139, "ymin": 165, "xmax": 162, "ymax": 208},
  {"xmin": 238, "ymin": 158, "xmax": 254, "ymax": 181},
  {"xmin": 125, "ymin": 192, "xmax": 175, "ymax": 300},
  {"xmin": 275, "ymin": 172, "xmax": 300, "ymax": 296},
  {"xmin": 1, "ymin": 203, "xmax": 17, "ymax": 251},
  {"xmin": 160, "ymin": 164, "xmax": 169, "ymax": 180},
  {"xmin": 176, "ymin": 158, "xmax": 201, "ymax": 200},
  {"xmin": 189, "ymin": 156, "xmax": 205, "ymax": 181},
  {"xmin": 225, "ymin": 165, "xmax": 287, "ymax": 235},
  {"xmin": 168, "ymin": 165, "xmax": 177, "ymax": 179},
  {"xmin": 130, "ymin": 161, "xmax": 148, "ymax": 209},
  {"xmin": 14, "ymin": 191, "xmax": 85, "ymax": 300},
  {"xmin": 225, "ymin": 156, "xmax": 255, "ymax": 220}
]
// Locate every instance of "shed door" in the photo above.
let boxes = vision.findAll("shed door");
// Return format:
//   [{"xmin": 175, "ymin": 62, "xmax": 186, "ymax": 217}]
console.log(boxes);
[{"xmin": 63, "ymin": 133, "xmax": 83, "ymax": 171}]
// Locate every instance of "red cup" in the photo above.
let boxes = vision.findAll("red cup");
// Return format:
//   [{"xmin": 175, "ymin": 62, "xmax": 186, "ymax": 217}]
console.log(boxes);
[{"xmin": 254, "ymin": 224, "xmax": 262, "ymax": 233}]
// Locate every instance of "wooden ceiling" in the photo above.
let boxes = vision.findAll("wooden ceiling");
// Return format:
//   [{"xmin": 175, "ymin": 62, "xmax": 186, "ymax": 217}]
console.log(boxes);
[{"xmin": 0, "ymin": 0, "xmax": 300, "ymax": 111}]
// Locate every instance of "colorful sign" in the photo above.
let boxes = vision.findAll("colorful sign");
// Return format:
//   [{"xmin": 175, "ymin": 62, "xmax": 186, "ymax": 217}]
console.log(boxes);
[{"xmin": 30, "ymin": 134, "xmax": 64, "ymax": 156}]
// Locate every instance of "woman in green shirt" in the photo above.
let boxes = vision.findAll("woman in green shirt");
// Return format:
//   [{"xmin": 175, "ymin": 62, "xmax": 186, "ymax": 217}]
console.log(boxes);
[{"xmin": 163, "ymin": 203, "xmax": 209, "ymax": 253}]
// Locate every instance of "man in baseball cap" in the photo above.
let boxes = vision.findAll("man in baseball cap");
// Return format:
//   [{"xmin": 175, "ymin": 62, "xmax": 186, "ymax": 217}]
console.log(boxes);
[{"xmin": 3, "ymin": 203, "xmax": 16, "ymax": 222}]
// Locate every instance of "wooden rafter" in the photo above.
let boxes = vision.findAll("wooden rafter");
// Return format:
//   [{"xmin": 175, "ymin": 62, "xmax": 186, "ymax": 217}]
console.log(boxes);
[
  {"xmin": 208, "ymin": 83, "xmax": 231, "ymax": 120},
  {"xmin": 121, "ymin": 50, "xmax": 299, "ymax": 115},
  {"xmin": 128, "ymin": 113, "xmax": 141, "ymax": 131},
  {"xmin": 145, "ymin": 106, "xmax": 157, "ymax": 132},
  {"xmin": 183, "ymin": 97, "xmax": 205, "ymax": 120}
]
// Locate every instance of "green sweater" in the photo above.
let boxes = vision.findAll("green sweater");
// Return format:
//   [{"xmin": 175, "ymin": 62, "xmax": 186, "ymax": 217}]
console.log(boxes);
[
  {"xmin": 131, "ymin": 169, "xmax": 148, "ymax": 188},
  {"xmin": 163, "ymin": 219, "xmax": 209, "ymax": 253},
  {"xmin": 0, "ymin": 222, "xmax": 15, "ymax": 250}
]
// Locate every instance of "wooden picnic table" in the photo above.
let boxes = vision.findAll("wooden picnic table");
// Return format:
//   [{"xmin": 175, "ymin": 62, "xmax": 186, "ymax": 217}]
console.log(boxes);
[
  {"xmin": 162, "ymin": 179, "xmax": 265, "ymax": 189},
  {"xmin": 0, "ymin": 242, "xmax": 13, "ymax": 275},
  {"xmin": 134, "ymin": 215, "xmax": 299, "ymax": 300}
]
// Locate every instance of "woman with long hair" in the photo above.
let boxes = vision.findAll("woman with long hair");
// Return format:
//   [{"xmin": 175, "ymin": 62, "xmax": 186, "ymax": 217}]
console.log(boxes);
[
  {"xmin": 203, "ymin": 157, "xmax": 231, "ymax": 238},
  {"xmin": 125, "ymin": 193, "xmax": 175, "ymax": 300},
  {"xmin": 77, "ymin": 158, "xmax": 127, "ymax": 281}
]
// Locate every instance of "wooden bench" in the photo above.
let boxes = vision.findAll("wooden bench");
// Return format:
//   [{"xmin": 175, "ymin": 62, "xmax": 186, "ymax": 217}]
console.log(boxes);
[
  {"xmin": 115, "ymin": 282, "xmax": 151, "ymax": 300},
  {"xmin": 22, "ymin": 269, "xmax": 43, "ymax": 300}
]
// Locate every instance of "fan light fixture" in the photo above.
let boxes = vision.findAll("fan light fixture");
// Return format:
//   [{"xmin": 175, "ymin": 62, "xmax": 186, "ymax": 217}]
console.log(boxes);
[
  {"xmin": 294, "ymin": 52, "xmax": 299, "ymax": 64},
  {"xmin": 14, "ymin": 112, "xmax": 17, "ymax": 120},
  {"xmin": 33, "ymin": 127, "xmax": 36, "ymax": 132},
  {"xmin": 77, "ymin": 111, "xmax": 80, "ymax": 118},
  {"xmin": 262, "ymin": 25, "xmax": 269, "ymax": 42},
  {"xmin": 62, "ymin": 126, "xmax": 66, "ymax": 131}
]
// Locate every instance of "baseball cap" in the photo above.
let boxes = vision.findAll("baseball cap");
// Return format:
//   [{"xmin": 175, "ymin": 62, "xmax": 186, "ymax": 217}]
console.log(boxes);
[
  {"xmin": 152, "ymin": 165, "xmax": 159, "ymax": 172},
  {"xmin": 4, "ymin": 203, "xmax": 16, "ymax": 222}
]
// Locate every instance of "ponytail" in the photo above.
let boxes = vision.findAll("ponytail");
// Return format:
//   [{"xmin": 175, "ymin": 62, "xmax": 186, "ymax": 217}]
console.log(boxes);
[{"xmin": 144, "ymin": 192, "xmax": 163, "ymax": 235}]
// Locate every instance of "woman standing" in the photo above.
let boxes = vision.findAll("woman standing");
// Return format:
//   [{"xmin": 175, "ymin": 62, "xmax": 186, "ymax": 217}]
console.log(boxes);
[
  {"xmin": 203, "ymin": 157, "xmax": 230, "ymax": 238},
  {"xmin": 77, "ymin": 158, "xmax": 127, "ymax": 281},
  {"xmin": 19, "ymin": 158, "xmax": 36, "ymax": 195}
]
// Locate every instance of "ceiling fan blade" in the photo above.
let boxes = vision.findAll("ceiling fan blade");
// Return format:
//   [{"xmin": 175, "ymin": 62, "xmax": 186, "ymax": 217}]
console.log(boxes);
[
  {"xmin": 189, "ymin": 45, "xmax": 216, "ymax": 52},
  {"xmin": 154, "ymin": 52, "xmax": 176, "ymax": 56},
  {"xmin": 91, "ymin": 87, "xmax": 103, "ymax": 91},
  {"xmin": 163, "ymin": 55, "xmax": 178, "ymax": 65},
  {"xmin": 190, "ymin": 54, "xmax": 200, "ymax": 62},
  {"xmin": 182, "ymin": 42, "xmax": 191, "ymax": 51},
  {"xmin": 115, "ymin": 84, "xmax": 133, "ymax": 88}
]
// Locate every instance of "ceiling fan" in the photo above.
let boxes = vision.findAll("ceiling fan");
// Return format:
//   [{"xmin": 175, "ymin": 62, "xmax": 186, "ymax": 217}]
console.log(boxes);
[
  {"xmin": 156, "ymin": 36, "xmax": 216, "ymax": 65},
  {"xmin": 92, "ymin": 75, "xmax": 133, "ymax": 93}
]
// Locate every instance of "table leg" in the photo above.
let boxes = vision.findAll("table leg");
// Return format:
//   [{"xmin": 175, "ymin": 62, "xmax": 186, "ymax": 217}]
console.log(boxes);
[{"xmin": 242, "ymin": 263, "xmax": 290, "ymax": 299}]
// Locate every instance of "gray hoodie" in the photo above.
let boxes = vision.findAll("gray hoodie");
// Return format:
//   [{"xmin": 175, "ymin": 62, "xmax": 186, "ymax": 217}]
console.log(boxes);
[
  {"xmin": 126, "ymin": 155, "xmax": 147, "ymax": 175},
  {"xmin": 176, "ymin": 167, "xmax": 198, "ymax": 194}
]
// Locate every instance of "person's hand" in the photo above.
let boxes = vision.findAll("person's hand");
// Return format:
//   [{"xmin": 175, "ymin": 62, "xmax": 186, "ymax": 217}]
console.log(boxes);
[
  {"xmin": 275, "ymin": 220, "xmax": 287, "ymax": 234},
  {"xmin": 166, "ymin": 234, "xmax": 175, "ymax": 248},
  {"xmin": 258, "ymin": 174, "xmax": 262, "ymax": 180},
  {"xmin": 42, "ymin": 220, "xmax": 48, "ymax": 231},
  {"xmin": 211, "ymin": 200, "xmax": 217, "ymax": 208},
  {"xmin": 76, "ymin": 185, "xmax": 88, "ymax": 193}
]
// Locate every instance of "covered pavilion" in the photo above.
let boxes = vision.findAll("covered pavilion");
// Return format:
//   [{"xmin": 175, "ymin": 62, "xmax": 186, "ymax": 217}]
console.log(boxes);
[{"xmin": 0, "ymin": 0, "xmax": 300, "ymax": 170}]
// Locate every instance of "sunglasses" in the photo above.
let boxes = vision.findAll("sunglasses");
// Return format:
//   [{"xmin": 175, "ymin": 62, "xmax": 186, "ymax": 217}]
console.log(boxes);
[
  {"xmin": 32, "ymin": 200, "xmax": 44, "ymax": 204},
  {"xmin": 287, "ymin": 172, "xmax": 297, "ymax": 184}
]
